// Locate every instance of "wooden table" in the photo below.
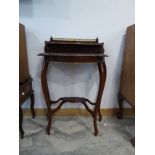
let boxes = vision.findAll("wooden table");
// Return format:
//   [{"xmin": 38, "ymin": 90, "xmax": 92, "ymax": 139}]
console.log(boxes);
[{"xmin": 38, "ymin": 37, "xmax": 107, "ymax": 136}]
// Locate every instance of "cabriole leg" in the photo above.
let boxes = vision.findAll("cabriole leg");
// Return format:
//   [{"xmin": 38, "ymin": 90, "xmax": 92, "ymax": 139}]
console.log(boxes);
[
  {"xmin": 97, "ymin": 62, "xmax": 107, "ymax": 122},
  {"xmin": 93, "ymin": 62, "xmax": 106, "ymax": 136},
  {"xmin": 41, "ymin": 59, "xmax": 52, "ymax": 135}
]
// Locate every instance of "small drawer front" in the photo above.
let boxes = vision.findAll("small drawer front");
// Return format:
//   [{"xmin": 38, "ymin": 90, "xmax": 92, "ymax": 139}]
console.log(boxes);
[{"xmin": 20, "ymin": 82, "xmax": 32, "ymax": 103}]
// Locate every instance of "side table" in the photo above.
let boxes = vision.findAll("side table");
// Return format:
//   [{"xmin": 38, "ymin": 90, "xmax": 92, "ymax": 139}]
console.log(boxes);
[{"xmin": 38, "ymin": 37, "xmax": 107, "ymax": 136}]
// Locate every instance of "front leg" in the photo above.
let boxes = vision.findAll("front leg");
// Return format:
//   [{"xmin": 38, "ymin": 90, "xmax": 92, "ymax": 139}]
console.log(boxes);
[
  {"xmin": 93, "ymin": 62, "xmax": 107, "ymax": 136},
  {"xmin": 97, "ymin": 62, "xmax": 107, "ymax": 122},
  {"xmin": 41, "ymin": 58, "xmax": 52, "ymax": 135}
]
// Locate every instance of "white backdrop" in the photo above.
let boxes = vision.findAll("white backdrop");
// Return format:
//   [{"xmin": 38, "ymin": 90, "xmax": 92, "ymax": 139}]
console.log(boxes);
[{"xmin": 19, "ymin": 0, "xmax": 135, "ymax": 108}]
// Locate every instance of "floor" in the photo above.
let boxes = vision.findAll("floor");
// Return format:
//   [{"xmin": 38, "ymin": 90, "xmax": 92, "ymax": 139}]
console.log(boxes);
[{"xmin": 19, "ymin": 116, "xmax": 135, "ymax": 155}]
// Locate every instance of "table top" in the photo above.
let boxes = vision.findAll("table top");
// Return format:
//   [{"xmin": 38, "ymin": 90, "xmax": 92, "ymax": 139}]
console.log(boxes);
[{"xmin": 38, "ymin": 37, "xmax": 107, "ymax": 63}]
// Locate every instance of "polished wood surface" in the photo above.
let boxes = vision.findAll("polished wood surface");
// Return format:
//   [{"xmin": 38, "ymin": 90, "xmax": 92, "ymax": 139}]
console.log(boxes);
[
  {"xmin": 19, "ymin": 23, "xmax": 35, "ymax": 138},
  {"xmin": 38, "ymin": 37, "xmax": 107, "ymax": 136}
]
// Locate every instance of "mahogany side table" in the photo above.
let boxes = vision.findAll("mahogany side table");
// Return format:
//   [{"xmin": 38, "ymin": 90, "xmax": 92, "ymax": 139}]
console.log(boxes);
[{"xmin": 38, "ymin": 37, "xmax": 107, "ymax": 136}]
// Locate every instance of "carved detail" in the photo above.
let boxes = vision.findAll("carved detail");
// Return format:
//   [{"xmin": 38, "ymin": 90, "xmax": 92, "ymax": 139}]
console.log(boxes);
[
  {"xmin": 51, "ymin": 97, "xmax": 95, "ymax": 105},
  {"xmin": 50, "ymin": 97, "xmax": 94, "ymax": 116}
]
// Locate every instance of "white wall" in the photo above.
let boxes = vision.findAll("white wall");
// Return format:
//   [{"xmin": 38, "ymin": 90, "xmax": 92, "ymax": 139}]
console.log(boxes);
[{"xmin": 19, "ymin": 0, "xmax": 135, "ymax": 109}]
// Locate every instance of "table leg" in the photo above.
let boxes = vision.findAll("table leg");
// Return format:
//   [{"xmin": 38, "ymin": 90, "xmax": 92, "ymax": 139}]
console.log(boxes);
[
  {"xmin": 19, "ymin": 105, "xmax": 24, "ymax": 138},
  {"xmin": 41, "ymin": 59, "xmax": 52, "ymax": 135},
  {"xmin": 93, "ymin": 62, "xmax": 106, "ymax": 136},
  {"xmin": 97, "ymin": 62, "xmax": 107, "ymax": 122}
]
